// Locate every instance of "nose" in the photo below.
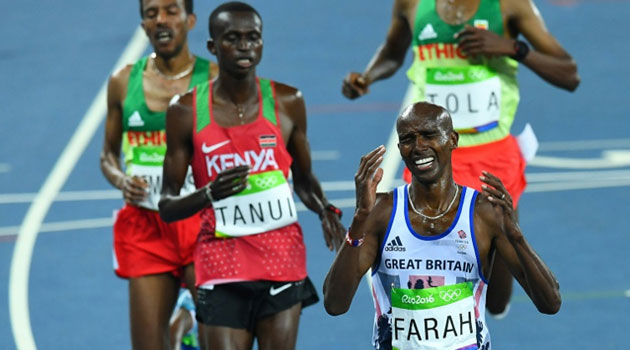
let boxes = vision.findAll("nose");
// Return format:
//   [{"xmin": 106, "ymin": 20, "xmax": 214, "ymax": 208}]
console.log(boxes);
[
  {"xmin": 236, "ymin": 38, "xmax": 251, "ymax": 51},
  {"xmin": 156, "ymin": 9, "xmax": 167, "ymax": 24}
]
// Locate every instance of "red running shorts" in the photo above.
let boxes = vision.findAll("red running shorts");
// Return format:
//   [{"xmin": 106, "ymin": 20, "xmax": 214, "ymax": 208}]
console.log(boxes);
[{"xmin": 113, "ymin": 204, "xmax": 201, "ymax": 279}]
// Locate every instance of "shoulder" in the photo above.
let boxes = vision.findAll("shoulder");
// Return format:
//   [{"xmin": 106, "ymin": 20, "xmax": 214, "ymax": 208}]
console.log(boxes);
[
  {"xmin": 373, "ymin": 191, "xmax": 397, "ymax": 227},
  {"xmin": 502, "ymin": 0, "xmax": 540, "ymax": 20},
  {"xmin": 109, "ymin": 64, "xmax": 133, "ymax": 91},
  {"xmin": 269, "ymin": 80, "xmax": 303, "ymax": 105},
  {"xmin": 167, "ymin": 90, "xmax": 195, "ymax": 119}
]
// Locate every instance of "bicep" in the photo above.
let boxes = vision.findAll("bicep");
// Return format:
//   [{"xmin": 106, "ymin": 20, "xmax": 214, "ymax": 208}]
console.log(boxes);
[
  {"xmin": 162, "ymin": 99, "xmax": 194, "ymax": 195},
  {"xmin": 513, "ymin": 0, "xmax": 570, "ymax": 57},
  {"xmin": 384, "ymin": 0, "xmax": 413, "ymax": 55},
  {"xmin": 103, "ymin": 76, "xmax": 124, "ymax": 160}
]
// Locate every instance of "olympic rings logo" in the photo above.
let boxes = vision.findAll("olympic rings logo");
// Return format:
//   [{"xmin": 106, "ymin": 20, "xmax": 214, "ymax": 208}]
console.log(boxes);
[
  {"xmin": 468, "ymin": 69, "xmax": 488, "ymax": 81},
  {"xmin": 439, "ymin": 289, "xmax": 462, "ymax": 302},
  {"xmin": 254, "ymin": 176, "xmax": 278, "ymax": 189}
]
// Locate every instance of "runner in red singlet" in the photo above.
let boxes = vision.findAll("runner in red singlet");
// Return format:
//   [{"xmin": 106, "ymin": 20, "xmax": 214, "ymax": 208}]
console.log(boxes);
[{"xmin": 158, "ymin": 2, "xmax": 345, "ymax": 349}]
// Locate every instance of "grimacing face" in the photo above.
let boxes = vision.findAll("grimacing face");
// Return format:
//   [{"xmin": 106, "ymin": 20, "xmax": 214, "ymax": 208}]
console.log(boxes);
[
  {"xmin": 209, "ymin": 11, "xmax": 263, "ymax": 77},
  {"xmin": 397, "ymin": 105, "xmax": 457, "ymax": 183},
  {"xmin": 141, "ymin": 0, "xmax": 195, "ymax": 59}
]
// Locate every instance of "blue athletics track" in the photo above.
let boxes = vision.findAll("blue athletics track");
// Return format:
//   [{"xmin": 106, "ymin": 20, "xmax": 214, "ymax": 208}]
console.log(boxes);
[{"xmin": 1, "ymin": 0, "xmax": 629, "ymax": 349}]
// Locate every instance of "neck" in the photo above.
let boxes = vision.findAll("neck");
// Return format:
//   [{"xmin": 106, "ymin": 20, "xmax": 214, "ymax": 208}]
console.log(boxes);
[
  {"xmin": 409, "ymin": 173, "xmax": 457, "ymax": 210},
  {"xmin": 214, "ymin": 71, "xmax": 258, "ymax": 105},
  {"xmin": 151, "ymin": 43, "xmax": 193, "ymax": 75}
]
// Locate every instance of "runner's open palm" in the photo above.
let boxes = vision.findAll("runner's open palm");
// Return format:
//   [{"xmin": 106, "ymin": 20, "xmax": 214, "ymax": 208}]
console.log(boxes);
[{"xmin": 354, "ymin": 146, "xmax": 386, "ymax": 215}]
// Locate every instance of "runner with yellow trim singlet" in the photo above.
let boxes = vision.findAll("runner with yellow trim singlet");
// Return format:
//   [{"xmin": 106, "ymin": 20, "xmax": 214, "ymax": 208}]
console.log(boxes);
[
  {"xmin": 159, "ymin": 2, "xmax": 346, "ymax": 349},
  {"xmin": 341, "ymin": 0, "xmax": 579, "ymax": 317},
  {"xmin": 99, "ymin": 1, "xmax": 216, "ymax": 349},
  {"xmin": 324, "ymin": 102, "xmax": 561, "ymax": 350}
]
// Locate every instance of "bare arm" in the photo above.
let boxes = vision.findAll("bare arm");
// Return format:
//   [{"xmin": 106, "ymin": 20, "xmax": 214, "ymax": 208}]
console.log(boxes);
[
  {"xmin": 513, "ymin": 0, "xmax": 579, "ymax": 91},
  {"xmin": 279, "ymin": 85, "xmax": 345, "ymax": 250},
  {"xmin": 158, "ymin": 93, "xmax": 249, "ymax": 222},
  {"xmin": 99, "ymin": 67, "xmax": 148, "ymax": 203},
  {"xmin": 478, "ymin": 171, "xmax": 561, "ymax": 314},
  {"xmin": 342, "ymin": 0, "xmax": 415, "ymax": 99},
  {"xmin": 324, "ymin": 146, "xmax": 389, "ymax": 315},
  {"xmin": 456, "ymin": 0, "xmax": 579, "ymax": 91}
]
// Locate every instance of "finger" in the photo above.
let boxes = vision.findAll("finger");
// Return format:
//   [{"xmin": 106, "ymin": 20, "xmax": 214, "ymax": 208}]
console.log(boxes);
[
  {"xmin": 454, "ymin": 26, "xmax": 475, "ymax": 39},
  {"xmin": 372, "ymin": 168, "xmax": 384, "ymax": 188},
  {"xmin": 214, "ymin": 168, "xmax": 250, "ymax": 185},
  {"xmin": 342, "ymin": 81, "xmax": 359, "ymax": 99},
  {"xmin": 480, "ymin": 171, "xmax": 508, "ymax": 192},
  {"xmin": 357, "ymin": 146, "xmax": 385, "ymax": 181}
]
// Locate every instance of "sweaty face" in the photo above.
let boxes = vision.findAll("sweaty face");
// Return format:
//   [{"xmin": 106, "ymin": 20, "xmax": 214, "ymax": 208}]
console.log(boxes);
[
  {"xmin": 211, "ymin": 11, "xmax": 263, "ymax": 77},
  {"xmin": 141, "ymin": 0, "xmax": 192, "ymax": 59},
  {"xmin": 397, "ymin": 110, "xmax": 456, "ymax": 183}
]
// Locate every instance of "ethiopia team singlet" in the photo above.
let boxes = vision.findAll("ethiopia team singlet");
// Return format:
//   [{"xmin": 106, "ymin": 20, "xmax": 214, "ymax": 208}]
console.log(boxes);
[
  {"xmin": 407, "ymin": 0, "xmax": 519, "ymax": 146},
  {"xmin": 190, "ymin": 78, "xmax": 307, "ymax": 287},
  {"xmin": 121, "ymin": 56, "xmax": 210, "ymax": 210},
  {"xmin": 371, "ymin": 185, "xmax": 490, "ymax": 350}
]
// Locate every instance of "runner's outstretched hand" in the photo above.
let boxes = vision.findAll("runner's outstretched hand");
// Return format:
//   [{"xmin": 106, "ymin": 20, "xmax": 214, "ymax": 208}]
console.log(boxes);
[{"xmin": 354, "ymin": 145, "xmax": 386, "ymax": 216}]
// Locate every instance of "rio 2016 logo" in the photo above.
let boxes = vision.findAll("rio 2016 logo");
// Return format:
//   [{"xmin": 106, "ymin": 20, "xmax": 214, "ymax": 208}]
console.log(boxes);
[{"xmin": 401, "ymin": 294, "xmax": 435, "ymax": 305}]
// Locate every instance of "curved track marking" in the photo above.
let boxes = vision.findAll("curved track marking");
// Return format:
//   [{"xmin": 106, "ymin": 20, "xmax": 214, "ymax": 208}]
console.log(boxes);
[{"xmin": 8, "ymin": 27, "xmax": 148, "ymax": 350}]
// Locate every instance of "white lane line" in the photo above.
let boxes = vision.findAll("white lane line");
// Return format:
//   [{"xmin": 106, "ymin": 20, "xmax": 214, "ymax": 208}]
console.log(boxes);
[
  {"xmin": 0, "ymin": 218, "xmax": 115, "ymax": 238},
  {"xmin": 311, "ymin": 150, "xmax": 341, "ymax": 161},
  {"xmin": 376, "ymin": 85, "xmax": 414, "ymax": 193},
  {"xmin": 9, "ymin": 26, "xmax": 148, "ymax": 350},
  {"xmin": 538, "ymin": 138, "xmax": 630, "ymax": 151}
]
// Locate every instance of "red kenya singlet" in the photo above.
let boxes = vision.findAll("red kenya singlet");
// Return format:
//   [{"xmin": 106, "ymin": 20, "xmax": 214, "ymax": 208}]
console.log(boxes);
[{"xmin": 190, "ymin": 78, "xmax": 307, "ymax": 287}]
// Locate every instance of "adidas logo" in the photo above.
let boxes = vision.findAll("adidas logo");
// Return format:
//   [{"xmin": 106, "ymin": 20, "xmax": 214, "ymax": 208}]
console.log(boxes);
[
  {"xmin": 385, "ymin": 236, "xmax": 406, "ymax": 252},
  {"xmin": 128, "ymin": 111, "xmax": 145, "ymax": 127},
  {"xmin": 419, "ymin": 23, "xmax": 437, "ymax": 41}
]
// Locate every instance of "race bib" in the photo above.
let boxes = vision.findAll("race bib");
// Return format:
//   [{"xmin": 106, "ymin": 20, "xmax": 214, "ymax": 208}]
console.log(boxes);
[
  {"xmin": 128, "ymin": 146, "xmax": 195, "ymax": 211},
  {"xmin": 425, "ymin": 66, "xmax": 501, "ymax": 133},
  {"xmin": 391, "ymin": 282, "xmax": 478, "ymax": 350},
  {"xmin": 212, "ymin": 170, "xmax": 298, "ymax": 237}
]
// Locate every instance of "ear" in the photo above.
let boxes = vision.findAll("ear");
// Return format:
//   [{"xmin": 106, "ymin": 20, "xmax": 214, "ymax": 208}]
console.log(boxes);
[
  {"xmin": 186, "ymin": 13, "xmax": 197, "ymax": 30},
  {"xmin": 141, "ymin": 21, "xmax": 147, "ymax": 35},
  {"xmin": 450, "ymin": 131, "xmax": 459, "ymax": 150},
  {"xmin": 207, "ymin": 39, "xmax": 217, "ymax": 56}
]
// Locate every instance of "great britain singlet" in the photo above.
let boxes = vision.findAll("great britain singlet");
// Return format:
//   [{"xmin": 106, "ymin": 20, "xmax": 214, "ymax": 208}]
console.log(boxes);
[
  {"xmin": 371, "ymin": 185, "xmax": 490, "ymax": 350},
  {"xmin": 407, "ymin": 0, "xmax": 519, "ymax": 146},
  {"xmin": 121, "ymin": 56, "xmax": 210, "ymax": 210},
  {"xmin": 190, "ymin": 78, "xmax": 307, "ymax": 287}
]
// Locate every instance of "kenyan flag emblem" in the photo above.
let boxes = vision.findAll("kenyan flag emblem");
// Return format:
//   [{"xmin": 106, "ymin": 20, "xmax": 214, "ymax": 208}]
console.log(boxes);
[{"xmin": 259, "ymin": 135, "xmax": 277, "ymax": 148}]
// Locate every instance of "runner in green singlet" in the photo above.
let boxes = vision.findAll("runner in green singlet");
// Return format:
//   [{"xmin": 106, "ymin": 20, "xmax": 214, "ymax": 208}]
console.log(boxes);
[
  {"xmin": 341, "ymin": 0, "xmax": 579, "ymax": 317},
  {"xmin": 99, "ymin": 1, "xmax": 216, "ymax": 349}
]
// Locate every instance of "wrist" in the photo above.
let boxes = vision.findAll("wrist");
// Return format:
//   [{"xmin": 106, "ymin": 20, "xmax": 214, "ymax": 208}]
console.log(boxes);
[
  {"xmin": 320, "ymin": 203, "xmax": 342, "ymax": 220},
  {"xmin": 510, "ymin": 40, "xmax": 530, "ymax": 61},
  {"xmin": 344, "ymin": 231, "xmax": 366, "ymax": 247},
  {"xmin": 115, "ymin": 175, "xmax": 126, "ymax": 190},
  {"xmin": 204, "ymin": 184, "xmax": 213, "ymax": 206}
]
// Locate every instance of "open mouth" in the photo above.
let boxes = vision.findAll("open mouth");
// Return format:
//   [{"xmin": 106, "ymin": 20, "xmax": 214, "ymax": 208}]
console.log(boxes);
[
  {"xmin": 155, "ymin": 30, "xmax": 173, "ymax": 43},
  {"xmin": 414, "ymin": 157, "xmax": 434, "ymax": 170},
  {"xmin": 236, "ymin": 57, "xmax": 253, "ymax": 68}
]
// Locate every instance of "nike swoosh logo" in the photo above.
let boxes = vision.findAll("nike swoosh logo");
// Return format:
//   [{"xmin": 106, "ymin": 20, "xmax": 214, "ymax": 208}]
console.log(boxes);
[
  {"xmin": 269, "ymin": 283, "xmax": 293, "ymax": 296},
  {"xmin": 201, "ymin": 140, "xmax": 231, "ymax": 154}
]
